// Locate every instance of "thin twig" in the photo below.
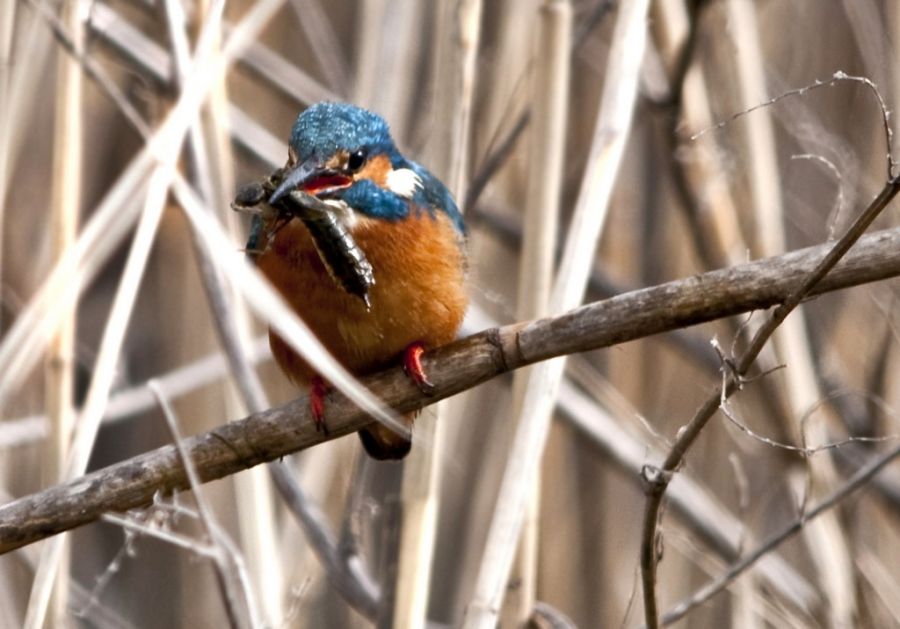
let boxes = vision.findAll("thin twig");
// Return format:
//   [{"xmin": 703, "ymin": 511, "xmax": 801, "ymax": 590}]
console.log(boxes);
[
  {"xmin": 462, "ymin": 110, "xmax": 530, "ymax": 214},
  {"xmin": 659, "ymin": 442, "xmax": 900, "ymax": 626},
  {"xmin": 150, "ymin": 381, "xmax": 260, "ymax": 629},
  {"xmin": 555, "ymin": 378, "xmax": 818, "ymax": 614},
  {"xmin": 269, "ymin": 465, "xmax": 380, "ymax": 619},
  {"xmin": 530, "ymin": 601, "xmax": 578, "ymax": 629},
  {"xmin": 100, "ymin": 512, "xmax": 215, "ymax": 557},
  {"xmin": 639, "ymin": 147, "xmax": 900, "ymax": 628},
  {"xmin": 692, "ymin": 72, "xmax": 894, "ymax": 179}
]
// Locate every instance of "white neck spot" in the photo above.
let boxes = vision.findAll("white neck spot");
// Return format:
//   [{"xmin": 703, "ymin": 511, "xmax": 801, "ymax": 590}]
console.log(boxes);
[{"xmin": 385, "ymin": 168, "xmax": 422, "ymax": 199}]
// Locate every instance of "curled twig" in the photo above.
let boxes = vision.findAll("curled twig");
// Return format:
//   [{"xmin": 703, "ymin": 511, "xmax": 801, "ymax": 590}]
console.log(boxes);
[{"xmin": 691, "ymin": 72, "xmax": 895, "ymax": 179}]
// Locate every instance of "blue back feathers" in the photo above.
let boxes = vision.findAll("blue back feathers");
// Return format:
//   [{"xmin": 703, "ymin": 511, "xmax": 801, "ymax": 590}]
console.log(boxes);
[{"xmin": 289, "ymin": 103, "xmax": 464, "ymax": 234}]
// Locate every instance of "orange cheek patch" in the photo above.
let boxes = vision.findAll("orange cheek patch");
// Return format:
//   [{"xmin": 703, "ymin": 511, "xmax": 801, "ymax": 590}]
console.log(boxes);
[{"xmin": 356, "ymin": 154, "xmax": 392, "ymax": 187}]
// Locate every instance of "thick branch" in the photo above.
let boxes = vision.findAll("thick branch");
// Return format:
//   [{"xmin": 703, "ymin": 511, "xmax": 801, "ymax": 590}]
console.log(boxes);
[{"xmin": 3, "ymin": 225, "xmax": 900, "ymax": 553}]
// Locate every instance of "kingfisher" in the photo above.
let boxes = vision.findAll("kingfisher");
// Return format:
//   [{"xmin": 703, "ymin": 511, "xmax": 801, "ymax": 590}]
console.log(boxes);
[{"xmin": 247, "ymin": 102, "xmax": 468, "ymax": 460}]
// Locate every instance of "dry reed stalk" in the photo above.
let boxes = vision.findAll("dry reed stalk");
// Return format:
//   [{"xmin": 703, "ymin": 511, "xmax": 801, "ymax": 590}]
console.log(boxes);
[
  {"xmin": 464, "ymin": 0, "xmax": 650, "ymax": 625},
  {"xmin": 353, "ymin": 0, "xmax": 386, "ymax": 107},
  {"xmin": 391, "ymin": 2, "xmax": 482, "ymax": 624},
  {"xmin": 0, "ymin": 163, "xmax": 145, "ymax": 406},
  {"xmin": 87, "ymin": 1, "xmax": 338, "ymax": 106},
  {"xmin": 390, "ymin": 410, "xmax": 443, "ymax": 629},
  {"xmin": 151, "ymin": 382, "xmax": 262, "ymax": 628},
  {"xmin": 1, "ymin": 336, "xmax": 271, "ymax": 449},
  {"xmin": 0, "ymin": 0, "xmax": 15, "ymax": 335},
  {"xmin": 502, "ymin": 2, "xmax": 570, "ymax": 626},
  {"xmin": 357, "ymin": 1, "xmax": 423, "ymax": 140},
  {"xmin": 727, "ymin": 1, "xmax": 855, "ymax": 625},
  {"xmin": 0, "ymin": 5, "xmax": 54, "ymax": 335},
  {"xmin": 43, "ymin": 1, "xmax": 86, "ymax": 624},
  {"xmin": 288, "ymin": 0, "xmax": 350, "ymax": 96},
  {"xmin": 680, "ymin": 66, "xmax": 747, "ymax": 266},
  {"xmin": 24, "ymin": 159, "xmax": 177, "ymax": 629},
  {"xmin": 22, "ymin": 0, "xmax": 291, "ymax": 623},
  {"xmin": 0, "ymin": 0, "xmax": 285, "ymax": 408},
  {"xmin": 856, "ymin": 550, "xmax": 900, "ymax": 626},
  {"xmin": 892, "ymin": 3, "xmax": 900, "ymax": 146},
  {"xmin": 196, "ymin": 0, "xmax": 287, "ymax": 620},
  {"xmin": 476, "ymin": 0, "xmax": 537, "ymax": 162},
  {"xmin": 235, "ymin": 32, "xmax": 340, "ymax": 104},
  {"xmin": 438, "ymin": 0, "xmax": 482, "ymax": 198},
  {"xmin": 229, "ymin": 441, "xmax": 283, "ymax": 622},
  {"xmin": 165, "ymin": 0, "xmax": 216, "ymax": 205},
  {"xmin": 652, "ymin": 0, "xmax": 746, "ymax": 269}
]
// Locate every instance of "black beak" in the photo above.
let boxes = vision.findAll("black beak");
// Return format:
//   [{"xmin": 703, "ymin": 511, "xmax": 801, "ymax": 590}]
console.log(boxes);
[{"xmin": 269, "ymin": 158, "xmax": 331, "ymax": 205}]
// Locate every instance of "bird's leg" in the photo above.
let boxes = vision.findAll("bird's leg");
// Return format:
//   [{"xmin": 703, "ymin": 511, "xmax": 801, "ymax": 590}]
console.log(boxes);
[
  {"xmin": 310, "ymin": 375, "xmax": 329, "ymax": 434},
  {"xmin": 403, "ymin": 341, "xmax": 436, "ymax": 395}
]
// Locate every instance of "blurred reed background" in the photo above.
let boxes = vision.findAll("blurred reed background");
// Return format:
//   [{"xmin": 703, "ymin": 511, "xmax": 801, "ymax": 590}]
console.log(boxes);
[{"xmin": 2, "ymin": 0, "xmax": 900, "ymax": 627}]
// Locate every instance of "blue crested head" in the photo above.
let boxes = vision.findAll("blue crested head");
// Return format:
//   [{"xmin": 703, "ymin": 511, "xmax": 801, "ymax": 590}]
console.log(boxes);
[
  {"xmin": 288, "ymin": 102, "xmax": 398, "ymax": 164},
  {"xmin": 271, "ymin": 102, "xmax": 464, "ymax": 234}
]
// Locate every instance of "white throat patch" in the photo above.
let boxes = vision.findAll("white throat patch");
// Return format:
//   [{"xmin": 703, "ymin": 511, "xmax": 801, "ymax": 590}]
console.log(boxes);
[{"xmin": 385, "ymin": 168, "xmax": 422, "ymax": 199}]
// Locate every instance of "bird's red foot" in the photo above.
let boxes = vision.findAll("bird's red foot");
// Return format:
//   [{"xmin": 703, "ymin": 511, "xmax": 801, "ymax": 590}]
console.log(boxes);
[
  {"xmin": 310, "ymin": 376, "xmax": 329, "ymax": 435},
  {"xmin": 403, "ymin": 342, "xmax": 436, "ymax": 395}
]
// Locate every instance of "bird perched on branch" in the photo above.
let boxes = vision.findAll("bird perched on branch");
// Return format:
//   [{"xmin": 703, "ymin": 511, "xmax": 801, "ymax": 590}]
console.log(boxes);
[{"xmin": 246, "ymin": 102, "xmax": 467, "ymax": 460}]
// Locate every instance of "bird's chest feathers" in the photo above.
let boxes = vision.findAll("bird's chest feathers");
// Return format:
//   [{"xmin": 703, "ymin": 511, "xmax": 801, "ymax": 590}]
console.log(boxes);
[{"xmin": 258, "ymin": 208, "xmax": 466, "ymax": 371}]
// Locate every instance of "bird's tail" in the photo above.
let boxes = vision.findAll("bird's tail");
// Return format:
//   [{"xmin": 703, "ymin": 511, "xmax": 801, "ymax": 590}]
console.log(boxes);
[{"xmin": 358, "ymin": 412, "xmax": 416, "ymax": 460}]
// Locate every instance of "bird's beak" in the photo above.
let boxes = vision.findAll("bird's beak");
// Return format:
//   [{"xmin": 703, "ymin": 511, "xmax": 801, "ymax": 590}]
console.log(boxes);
[{"xmin": 269, "ymin": 158, "xmax": 325, "ymax": 205}]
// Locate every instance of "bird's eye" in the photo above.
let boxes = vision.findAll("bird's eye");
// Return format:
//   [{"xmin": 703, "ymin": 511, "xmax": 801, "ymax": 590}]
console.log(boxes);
[{"xmin": 347, "ymin": 149, "xmax": 367, "ymax": 172}]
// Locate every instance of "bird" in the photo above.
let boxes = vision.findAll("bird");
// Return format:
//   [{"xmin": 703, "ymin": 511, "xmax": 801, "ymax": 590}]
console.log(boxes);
[{"xmin": 247, "ymin": 102, "xmax": 468, "ymax": 460}]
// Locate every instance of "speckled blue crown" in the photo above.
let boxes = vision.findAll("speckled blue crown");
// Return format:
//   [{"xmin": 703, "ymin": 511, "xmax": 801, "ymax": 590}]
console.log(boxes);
[{"xmin": 290, "ymin": 102, "xmax": 396, "ymax": 162}]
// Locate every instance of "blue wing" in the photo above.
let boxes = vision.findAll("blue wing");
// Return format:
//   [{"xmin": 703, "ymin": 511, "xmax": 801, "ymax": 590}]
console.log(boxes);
[{"xmin": 408, "ymin": 161, "xmax": 466, "ymax": 235}]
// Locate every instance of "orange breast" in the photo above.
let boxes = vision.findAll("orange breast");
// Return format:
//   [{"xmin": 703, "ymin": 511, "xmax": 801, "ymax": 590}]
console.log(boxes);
[{"xmin": 256, "ymin": 209, "xmax": 467, "ymax": 384}]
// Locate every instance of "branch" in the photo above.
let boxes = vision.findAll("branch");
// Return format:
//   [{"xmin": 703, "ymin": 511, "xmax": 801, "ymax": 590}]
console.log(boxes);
[
  {"xmin": 639, "ymin": 173, "xmax": 900, "ymax": 627},
  {"xmin": 3, "ymin": 224, "xmax": 900, "ymax": 553}
]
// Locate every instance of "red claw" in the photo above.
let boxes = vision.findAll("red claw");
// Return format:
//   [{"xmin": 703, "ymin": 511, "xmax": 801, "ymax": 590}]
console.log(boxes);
[
  {"xmin": 403, "ymin": 342, "xmax": 436, "ymax": 395},
  {"xmin": 310, "ymin": 376, "xmax": 329, "ymax": 434}
]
